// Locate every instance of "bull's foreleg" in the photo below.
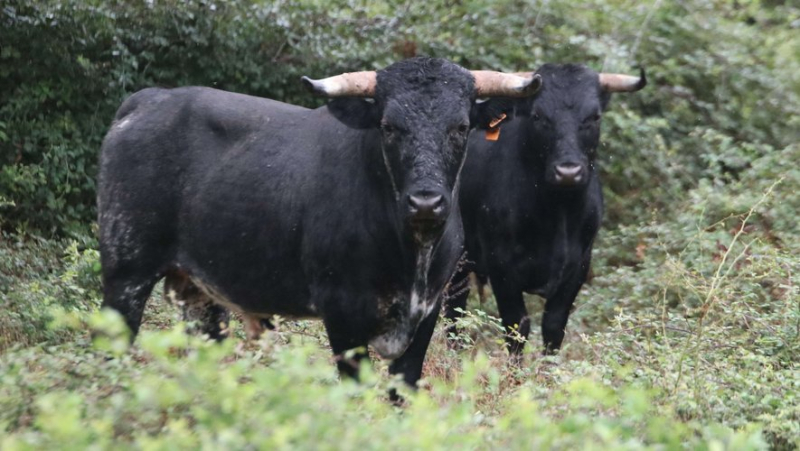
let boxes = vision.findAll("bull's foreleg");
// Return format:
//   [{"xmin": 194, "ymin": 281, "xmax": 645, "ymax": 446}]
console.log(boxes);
[
  {"xmin": 541, "ymin": 257, "xmax": 590, "ymax": 354},
  {"xmin": 541, "ymin": 281, "xmax": 585, "ymax": 354},
  {"xmin": 388, "ymin": 300, "xmax": 441, "ymax": 403},
  {"xmin": 329, "ymin": 343, "xmax": 369, "ymax": 381},
  {"xmin": 323, "ymin": 315, "xmax": 369, "ymax": 381},
  {"xmin": 541, "ymin": 289, "xmax": 579, "ymax": 355},
  {"xmin": 492, "ymin": 280, "xmax": 531, "ymax": 358}
]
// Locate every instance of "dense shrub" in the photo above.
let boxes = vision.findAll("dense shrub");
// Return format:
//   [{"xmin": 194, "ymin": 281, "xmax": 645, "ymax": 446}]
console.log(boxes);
[
  {"xmin": 1, "ymin": 0, "xmax": 798, "ymax": 234},
  {"xmin": 1, "ymin": 0, "xmax": 293, "ymax": 233},
  {"xmin": 1, "ymin": 180, "xmax": 797, "ymax": 446},
  {"xmin": 0, "ymin": 312, "xmax": 773, "ymax": 449},
  {"xmin": 0, "ymin": 232, "xmax": 101, "ymax": 351}
]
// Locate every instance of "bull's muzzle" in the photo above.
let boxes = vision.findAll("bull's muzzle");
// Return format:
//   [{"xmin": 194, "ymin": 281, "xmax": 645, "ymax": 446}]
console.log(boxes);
[
  {"xmin": 406, "ymin": 190, "xmax": 448, "ymax": 231},
  {"xmin": 554, "ymin": 162, "xmax": 585, "ymax": 185}
]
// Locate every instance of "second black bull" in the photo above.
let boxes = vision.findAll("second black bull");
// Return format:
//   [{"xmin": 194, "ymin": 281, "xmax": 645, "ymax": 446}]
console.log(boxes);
[{"xmin": 446, "ymin": 63, "xmax": 646, "ymax": 356}]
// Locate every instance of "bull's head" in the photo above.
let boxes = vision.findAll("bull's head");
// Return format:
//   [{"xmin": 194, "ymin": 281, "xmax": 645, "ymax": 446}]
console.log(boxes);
[
  {"xmin": 303, "ymin": 58, "xmax": 541, "ymax": 241},
  {"xmin": 514, "ymin": 64, "xmax": 646, "ymax": 188},
  {"xmin": 301, "ymin": 58, "xmax": 541, "ymax": 359}
]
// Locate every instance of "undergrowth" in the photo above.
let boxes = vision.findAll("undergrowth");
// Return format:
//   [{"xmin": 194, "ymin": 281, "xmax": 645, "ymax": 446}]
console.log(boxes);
[{"xmin": 1, "ymin": 177, "xmax": 797, "ymax": 449}]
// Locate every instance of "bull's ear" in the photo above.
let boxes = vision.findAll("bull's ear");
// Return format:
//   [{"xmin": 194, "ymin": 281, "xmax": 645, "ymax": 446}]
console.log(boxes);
[
  {"xmin": 470, "ymin": 98, "xmax": 518, "ymax": 129},
  {"xmin": 327, "ymin": 98, "xmax": 381, "ymax": 129}
]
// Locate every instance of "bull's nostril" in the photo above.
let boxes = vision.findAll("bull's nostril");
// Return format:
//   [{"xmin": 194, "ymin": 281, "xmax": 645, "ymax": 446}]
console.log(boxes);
[
  {"xmin": 554, "ymin": 163, "xmax": 584, "ymax": 184},
  {"xmin": 408, "ymin": 193, "xmax": 445, "ymax": 219},
  {"xmin": 556, "ymin": 164, "xmax": 581, "ymax": 176}
]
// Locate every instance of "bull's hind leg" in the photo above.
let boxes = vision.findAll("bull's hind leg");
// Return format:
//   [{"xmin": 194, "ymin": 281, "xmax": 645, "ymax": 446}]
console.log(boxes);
[
  {"xmin": 99, "ymin": 209, "xmax": 172, "ymax": 339},
  {"xmin": 163, "ymin": 271, "xmax": 230, "ymax": 341},
  {"xmin": 242, "ymin": 316, "xmax": 274, "ymax": 340},
  {"xmin": 101, "ymin": 267, "xmax": 159, "ymax": 339}
]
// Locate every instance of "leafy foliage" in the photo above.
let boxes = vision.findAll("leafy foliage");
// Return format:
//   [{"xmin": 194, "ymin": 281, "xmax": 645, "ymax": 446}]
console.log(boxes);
[
  {"xmin": 0, "ymin": 232, "xmax": 101, "ymax": 351},
  {"xmin": 1, "ymin": 0, "xmax": 798, "ymax": 234},
  {"xmin": 0, "ymin": 311, "xmax": 773, "ymax": 449},
  {"xmin": 1, "ymin": 182, "xmax": 797, "ymax": 447}
]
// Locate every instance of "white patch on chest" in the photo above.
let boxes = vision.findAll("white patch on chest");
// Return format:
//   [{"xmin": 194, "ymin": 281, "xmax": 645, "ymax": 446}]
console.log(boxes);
[{"xmin": 410, "ymin": 244, "xmax": 436, "ymax": 318}]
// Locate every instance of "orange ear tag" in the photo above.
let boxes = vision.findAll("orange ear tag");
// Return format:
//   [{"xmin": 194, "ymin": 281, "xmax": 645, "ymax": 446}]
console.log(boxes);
[{"xmin": 485, "ymin": 113, "xmax": 507, "ymax": 141}]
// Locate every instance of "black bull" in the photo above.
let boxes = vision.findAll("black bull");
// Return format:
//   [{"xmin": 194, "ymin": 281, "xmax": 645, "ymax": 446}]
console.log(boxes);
[
  {"xmin": 97, "ymin": 57, "xmax": 540, "ymax": 385},
  {"xmin": 446, "ymin": 63, "xmax": 646, "ymax": 356}
]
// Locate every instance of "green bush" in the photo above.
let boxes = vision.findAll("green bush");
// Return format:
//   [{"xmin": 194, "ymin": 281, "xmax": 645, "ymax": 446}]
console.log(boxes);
[
  {"xmin": 2, "ymin": 193, "xmax": 797, "ymax": 447},
  {"xmin": 2, "ymin": 0, "xmax": 798, "ymax": 235},
  {"xmin": 0, "ymin": 312, "xmax": 771, "ymax": 449},
  {"xmin": 0, "ymin": 232, "xmax": 101, "ymax": 351}
]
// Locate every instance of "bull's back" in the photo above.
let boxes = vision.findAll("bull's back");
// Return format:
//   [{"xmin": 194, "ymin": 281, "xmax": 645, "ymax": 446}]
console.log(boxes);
[
  {"xmin": 97, "ymin": 87, "xmax": 312, "ymax": 272},
  {"xmin": 100, "ymin": 86, "xmax": 308, "ymax": 177}
]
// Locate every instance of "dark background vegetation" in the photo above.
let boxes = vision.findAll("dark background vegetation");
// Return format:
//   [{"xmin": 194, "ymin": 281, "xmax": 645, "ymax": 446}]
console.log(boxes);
[
  {"xmin": 2, "ymin": 0, "xmax": 798, "ymax": 235},
  {"xmin": 1, "ymin": 0, "xmax": 798, "ymax": 448}
]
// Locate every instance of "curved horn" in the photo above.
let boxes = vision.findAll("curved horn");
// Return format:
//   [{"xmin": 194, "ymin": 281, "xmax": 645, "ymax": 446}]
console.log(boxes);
[
  {"xmin": 511, "ymin": 71, "xmax": 534, "ymax": 78},
  {"xmin": 599, "ymin": 67, "xmax": 647, "ymax": 93},
  {"xmin": 471, "ymin": 71, "xmax": 543, "ymax": 97},
  {"xmin": 300, "ymin": 71, "xmax": 377, "ymax": 97}
]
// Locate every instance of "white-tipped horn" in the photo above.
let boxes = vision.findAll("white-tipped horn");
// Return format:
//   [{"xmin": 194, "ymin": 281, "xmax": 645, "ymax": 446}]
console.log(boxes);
[
  {"xmin": 471, "ymin": 71, "xmax": 543, "ymax": 97},
  {"xmin": 511, "ymin": 71, "xmax": 534, "ymax": 78},
  {"xmin": 599, "ymin": 67, "xmax": 647, "ymax": 93},
  {"xmin": 300, "ymin": 71, "xmax": 378, "ymax": 97}
]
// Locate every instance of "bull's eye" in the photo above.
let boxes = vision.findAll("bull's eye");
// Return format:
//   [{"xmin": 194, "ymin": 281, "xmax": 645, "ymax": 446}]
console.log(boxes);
[
  {"xmin": 381, "ymin": 122, "xmax": 396, "ymax": 135},
  {"xmin": 580, "ymin": 113, "xmax": 601, "ymax": 131},
  {"xmin": 583, "ymin": 113, "xmax": 601, "ymax": 124},
  {"xmin": 449, "ymin": 123, "xmax": 470, "ymax": 145},
  {"xmin": 532, "ymin": 111, "xmax": 553, "ymax": 129}
]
